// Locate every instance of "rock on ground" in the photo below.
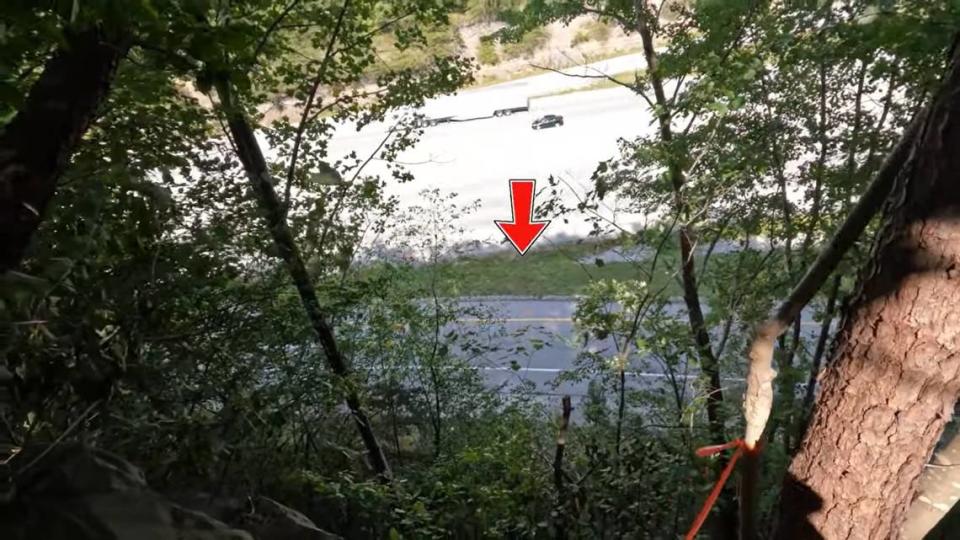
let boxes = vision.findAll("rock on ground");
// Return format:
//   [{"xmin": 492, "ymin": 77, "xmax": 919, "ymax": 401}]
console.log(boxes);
[{"xmin": 0, "ymin": 443, "xmax": 341, "ymax": 540}]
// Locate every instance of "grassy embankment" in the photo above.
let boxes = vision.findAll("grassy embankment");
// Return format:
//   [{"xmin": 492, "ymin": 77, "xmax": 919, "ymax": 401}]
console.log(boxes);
[{"xmin": 393, "ymin": 237, "xmax": 693, "ymax": 297}]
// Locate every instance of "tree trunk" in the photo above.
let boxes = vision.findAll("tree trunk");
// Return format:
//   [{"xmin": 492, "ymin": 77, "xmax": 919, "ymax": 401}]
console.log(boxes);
[
  {"xmin": 633, "ymin": 4, "xmax": 735, "ymax": 538},
  {"xmin": 553, "ymin": 395, "xmax": 572, "ymax": 540},
  {"xmin": 0, "ymin": 27, "xmax": 129, "ymax": 272},
  {"xmin": 775, "ymin": 43, "xmax": 960, "ymax": 539},
  {"xmin": 213, "ymin": 76, "xmax": 391, "ymax": 481},
  {"xmin": 793, "ymin": 273, "xmax": 841, "ymax": 446},
  {"xmin": 634, "ymin": 0, "xmax": 725, "ymax": 446}
]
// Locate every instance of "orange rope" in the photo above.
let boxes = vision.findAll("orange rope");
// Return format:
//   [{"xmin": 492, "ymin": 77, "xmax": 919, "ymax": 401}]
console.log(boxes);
[
  {"xmin": 684, "ymin": 439, "xmax": 745, "ymax": 540},
  {"xmin": 694, "ymin": 439, "xmax": 742, "ymax": 458}
]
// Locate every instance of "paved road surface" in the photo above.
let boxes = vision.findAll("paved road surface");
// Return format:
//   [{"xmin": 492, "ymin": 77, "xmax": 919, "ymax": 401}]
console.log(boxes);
[
  {"xmin": 321, "ymin": 53, "xmax": 661, "ymax": 244},
  {"xmin": 453, "ymin": 297, "xmax": 826, "ymax": 410}
]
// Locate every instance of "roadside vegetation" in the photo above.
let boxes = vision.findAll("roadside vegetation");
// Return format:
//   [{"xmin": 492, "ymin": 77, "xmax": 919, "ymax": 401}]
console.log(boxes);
[
  {"xmin": 404, "ymin": 239, "xmax": 643, "ymax": 297},
  {"xmin": 571, "ymin": 20, "xmax": 612, "ymax": 47},
  {"xmin": 501, "ymin": 27, "xmax": 552, "ymax": 60},
  {"xmin": 394, "ymin": 231, "xmax": 757, "ymax": 298}
]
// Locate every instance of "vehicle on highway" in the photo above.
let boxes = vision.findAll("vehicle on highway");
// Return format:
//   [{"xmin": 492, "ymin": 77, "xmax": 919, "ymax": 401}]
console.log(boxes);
[
  {"xmin": 493, "ymin": 106, "xmax": 529, "ymax": 117},
  {"xmin": 531, "ymin": 114, "xmax": 564, "ymax": 130}
]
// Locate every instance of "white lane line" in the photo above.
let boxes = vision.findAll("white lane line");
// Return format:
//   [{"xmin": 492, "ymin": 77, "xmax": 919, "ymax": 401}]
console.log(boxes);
[
  {"xmin": 458, "ymin": 317, "xmax": 572, "ymax": 323},
  {"xmin": 480, "ymin": 366, "xmax": 746, "ymax": 382},
  {"xmin": 459, "ymin": 317, "xmax": 821, "ymax": 327}
]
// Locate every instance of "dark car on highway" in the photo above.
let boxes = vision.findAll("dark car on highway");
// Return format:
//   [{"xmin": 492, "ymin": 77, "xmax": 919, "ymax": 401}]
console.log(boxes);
[{"xmin": 531, "ymin": 114, "xmax": 564, "ymax": 130}]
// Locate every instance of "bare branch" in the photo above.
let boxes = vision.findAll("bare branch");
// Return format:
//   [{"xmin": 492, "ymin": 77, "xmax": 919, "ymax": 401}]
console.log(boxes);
[
  {"xmin": 251, "ymin": 0, "xmax": 304, "ymax": 64},
  {"xmin": 307, "ymin": 87, "xmax": 389, "ymax": 124},
  {"xmin": 284, "ymin": 0, "xmax": 351, "ymax": 212},
  {"xmin": 581, "ymin": 6, "xmax": 633, "ymax": 28},
  {"xmin": 528, "ymin": 62, "xmax": 615, "ymax": 81},
  {"xmin": 350, "ymin": 126, "xmax": 397, "ymax": 184}
]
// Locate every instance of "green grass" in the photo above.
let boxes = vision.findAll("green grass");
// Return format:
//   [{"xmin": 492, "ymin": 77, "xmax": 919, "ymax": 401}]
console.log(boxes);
[
  {"xmin": 394, "ymin": 239, "xmax": 689, "ymax": 297},
  {"xmin": 438, "ymin": 249, "xmax": 638, "ymax": 296}
]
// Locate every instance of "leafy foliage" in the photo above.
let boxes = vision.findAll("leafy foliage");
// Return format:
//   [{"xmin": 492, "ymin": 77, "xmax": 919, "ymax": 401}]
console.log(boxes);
[{"xmin": 3, "ymin": 0, "xmax": 960, "ymax": 538}]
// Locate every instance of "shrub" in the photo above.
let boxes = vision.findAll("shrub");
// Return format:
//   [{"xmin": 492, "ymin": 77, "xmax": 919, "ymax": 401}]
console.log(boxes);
[
  {"xmin": 501, "ymin": 27, "xmax": 550, "ymax": 59},
  {"xmin": 464, "ymin": 0, "xmax": 527, "ymax": 24},
  {"xmin": 365, "ymin": 24, "xmax": 464, "ymax": 81},
  {"xmin": 477, "ymin": 39, "xmax": 499, "ymax": 65},
  {"xmin": 571, "ymin": 20, "xmax": 612, "ymax": 47}
]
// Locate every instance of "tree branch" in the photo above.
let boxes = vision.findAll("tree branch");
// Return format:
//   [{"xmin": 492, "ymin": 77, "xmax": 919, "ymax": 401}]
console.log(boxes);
[
  {"xmin": 553, "ymin": 395, "xmax": 573, "ymax": 539},
  {"xmin": 213, "ymin": 74, "xmax": 392, "ymax": 481},
  {"xmin": 283, "ymin": 0, "xmax": 351, "ymax": 212},
  {"xmin": 251, "ymin": 0, "xmax": 304, "ymax": 64}
]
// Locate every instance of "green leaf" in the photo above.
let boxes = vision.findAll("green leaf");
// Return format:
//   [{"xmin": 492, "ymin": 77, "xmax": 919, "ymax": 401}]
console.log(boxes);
[{"xmin": 310, "ymin": 162, "xmax": 345, "ymax": 186}]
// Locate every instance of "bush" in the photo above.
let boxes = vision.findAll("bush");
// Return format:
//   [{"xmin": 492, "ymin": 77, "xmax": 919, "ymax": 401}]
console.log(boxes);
[
  {"xmin": 571, "ymin": 20, "xmax": 612, "ymax": 47},
  {"xmin": 501, "ymin": 27, "xmax": 550, "ymax": 60},
  {"xmin": 365, "ymin": 24, "xmax": 464, "ymax": 81},
  {"xmin": 464, "ymin": 0, "xmax": 527, "ymax": 24},
  {"xmin": 476, "ymin": 39, "xmax": 499, "ymax": 65}
]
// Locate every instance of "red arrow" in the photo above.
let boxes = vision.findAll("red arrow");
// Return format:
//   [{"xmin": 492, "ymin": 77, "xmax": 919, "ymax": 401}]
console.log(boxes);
[{"xmin": 495, "ymin": 179, "xmax": 551, "ymax": 255}]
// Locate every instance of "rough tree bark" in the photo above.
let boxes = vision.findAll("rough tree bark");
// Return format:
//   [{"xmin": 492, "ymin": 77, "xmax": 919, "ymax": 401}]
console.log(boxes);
[
  {"xmin": 0, "ymin": 25, "xmax": 129, "ymax": 504},
  {"xmin": 0, "ymin": 26, "xmax": 130, "ymax": 273},
  {"xmin": 775, "ymin": 42, "xmax": 960, "ymax": 539},
  {"xmin": 794, "ymin": 273, "xmax": 841, "ymax": 444},
  {"xmin": 738, "ymin": 100, "xmax": 923, "ymax": 540},
  {"xmin": 213, "ymin": 76, "xmax": 391, "ymax": 480}
]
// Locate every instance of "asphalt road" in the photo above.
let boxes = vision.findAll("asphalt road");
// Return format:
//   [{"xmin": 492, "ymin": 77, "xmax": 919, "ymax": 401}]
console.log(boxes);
[
  {"xmin": 321, "ymin": 53, "xmax": 659, "ymax": 245},
  {"xmin": 453, "ymin": 297, "xmax": 827, "ymax": 410}
]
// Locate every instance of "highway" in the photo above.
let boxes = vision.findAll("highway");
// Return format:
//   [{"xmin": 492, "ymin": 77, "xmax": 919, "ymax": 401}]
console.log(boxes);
[
  {"xmin": 411, "ymin": 52, "xmax": 648, "ymax": 118},
  {"xmin": 313, "ymin": 57, "xmax": 825, "ymax": 411},
  {"xmin": 453, "ymin": 297, "xmax": 826, "ymax": 411},
  {"xmin": 323, "ymin": 53, "xmax": 658, "ymax": 245},
  {"xmin": 300, "ymin": 55, "xmax": 833, "ymax": 418}
]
